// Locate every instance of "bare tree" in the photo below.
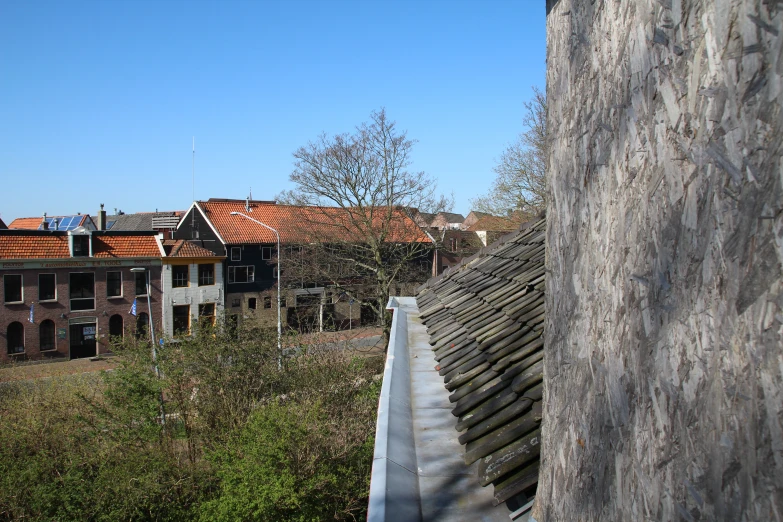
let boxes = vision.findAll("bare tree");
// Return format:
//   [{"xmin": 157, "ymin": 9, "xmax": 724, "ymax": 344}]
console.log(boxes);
[
  {"xmin": 277, "ymin": 109, "xmax": 450, "ymax": 338},
  {"xmin": 471, "ymin": 86, "xmax": 547, "ymax": 217}
]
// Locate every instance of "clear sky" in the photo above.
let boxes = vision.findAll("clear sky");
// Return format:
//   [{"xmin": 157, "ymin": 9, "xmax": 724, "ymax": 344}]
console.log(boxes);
[{"xmin": 0, "ymin": 0, "xmax": 545, "ymax": 223}]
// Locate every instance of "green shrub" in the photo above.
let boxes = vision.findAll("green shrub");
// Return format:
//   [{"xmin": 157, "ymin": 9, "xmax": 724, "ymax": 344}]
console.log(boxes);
[{"xmin": 0, "ymin": 323, "xmax": 383, "ymax": 521}]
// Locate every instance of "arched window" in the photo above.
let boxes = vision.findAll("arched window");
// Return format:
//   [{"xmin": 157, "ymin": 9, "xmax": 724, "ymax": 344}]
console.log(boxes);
[
  {"xmin": 136, "ymin": 312, "xmax": 149, "ymax": 339},
  {"xmin": 109, "ymin": 314, "xmax": 124, "ymax": 340},
  {"xmin": 39, "ymin": 320, "xmax": 55, "ymax": 351},
  {"xmin": 7, "ymin": 321, "xmax": 24, "ymax": 354}
]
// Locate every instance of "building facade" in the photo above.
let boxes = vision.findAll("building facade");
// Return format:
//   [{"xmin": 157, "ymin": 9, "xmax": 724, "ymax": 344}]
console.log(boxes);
[
  {"xmin": 175, "ymin": 198, "xmax": 432, "ymax": 333},
  {"xmin": 0, "ymin": 229, "xmax": 163, "ymax": 362},
  {"xmin": 160, "ymin": 239, "xmax": 225, "ymax": 337}
]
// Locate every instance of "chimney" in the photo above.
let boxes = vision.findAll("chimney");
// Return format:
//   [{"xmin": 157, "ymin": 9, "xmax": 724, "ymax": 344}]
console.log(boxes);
[
  {"xmin": 98, "ymin": 203, "xmax": 107, "ymax": 231},
  {"xmin": 53, "ymin": 218, "xmax": 59, "ymax": 231},
  {"xmin": 41, "ymin": 213, "xmax": 49, "ymax": 231}
]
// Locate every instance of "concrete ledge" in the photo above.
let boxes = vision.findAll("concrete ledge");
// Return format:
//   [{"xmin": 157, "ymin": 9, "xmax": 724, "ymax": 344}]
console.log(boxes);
[{"xmin": 367, "ymin": 298, "xmax": 422, "ymax": 522}]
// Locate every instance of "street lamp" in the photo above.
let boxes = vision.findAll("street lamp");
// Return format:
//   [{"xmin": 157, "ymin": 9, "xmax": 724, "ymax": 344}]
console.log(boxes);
[
  {"xmin": 131, "ymin": 266, "xmax": 163, "ymax": 424},
  {"xmin": 130, "ymin": 267, "xmax": 158, "ymax": 377},
  {"xmin": 230, "ymin": 211, "xmax": 282, "ymax": 368}
]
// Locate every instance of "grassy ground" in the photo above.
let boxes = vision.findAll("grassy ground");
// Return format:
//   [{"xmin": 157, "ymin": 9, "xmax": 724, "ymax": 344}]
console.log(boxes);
[{"xmin": 0, "ymin": 326, "xmax": 386, "ymax": 383}]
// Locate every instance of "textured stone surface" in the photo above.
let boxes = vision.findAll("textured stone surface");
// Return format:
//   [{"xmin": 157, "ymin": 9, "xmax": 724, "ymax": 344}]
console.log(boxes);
[{"xmin": 539, "ymin": 1, "xmax": 783, "ymax": 521}]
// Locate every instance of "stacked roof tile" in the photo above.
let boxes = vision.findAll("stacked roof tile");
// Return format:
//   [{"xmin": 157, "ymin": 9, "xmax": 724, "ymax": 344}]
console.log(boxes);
[
  {"xmin": 162, "ymin": 239, "xmax": 221, "ymax": 258},
  {"xmin": 91, "ymin": 235, "xmax": 162, "ymax": 258},
  {"xmin": 415, "ymin": 217, "xmax": 545, "ymax": 507},
  {"xmin": 0, "ymin": 234, "xmax": 71, "ymax": 258}
]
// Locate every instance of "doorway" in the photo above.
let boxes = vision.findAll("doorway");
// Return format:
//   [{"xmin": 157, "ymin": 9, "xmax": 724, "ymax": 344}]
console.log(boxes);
[{"xmin": 70, "ymin": 322, "xmax": 97, "ymax": 359}]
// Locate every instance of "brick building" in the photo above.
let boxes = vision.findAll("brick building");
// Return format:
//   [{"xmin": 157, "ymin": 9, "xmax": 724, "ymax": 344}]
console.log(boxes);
[{"xmin": 0, "ymin": 229, "xmax": 163, "ymax": 362}]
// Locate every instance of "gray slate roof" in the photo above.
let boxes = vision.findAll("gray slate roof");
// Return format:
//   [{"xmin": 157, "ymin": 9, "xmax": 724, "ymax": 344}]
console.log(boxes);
[
  {"xmin": 107, "ymin": 212, "xmax": 182, "ymax": 231},
  {"xmin": 415, "ymin": 217, "xmax": 545, "ymax": 507}
]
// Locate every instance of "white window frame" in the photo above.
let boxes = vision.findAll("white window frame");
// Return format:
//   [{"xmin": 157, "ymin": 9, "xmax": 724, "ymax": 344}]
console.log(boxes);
[
  {"xmin": 134, "ymin": 271, "xmax": 148, "ymax": 296},
  {"xmin": 230, "ymin": 247, "xmax": 241, "ymax": 261},
  {"xmin": 69, "ymin": 272, "xmax": 96, "ymax": 311},
  {"xmin": 227, "ymin": 265, "xmax": 255, "ymax": 284},
  {"xmin": 3, "ymin": 274, "xmax": 23, "ymax": 304},
  {"xmin": 38, "ymin": 273, "xmax": 57, "ymax": 302},
  {"xmin": 172, "ymin": 265, "xmax": 190, "ymax": 288},
  {"xmin": 198, "ymin": 263, "xmax": 215, "ymax": 286},
  {"xmin": 106, "ymin": 270, "xmax": 123, "ymax": 298},
  {"xmin": 261, "ymin": 246, "xmax": 272, "ymax": 260}
]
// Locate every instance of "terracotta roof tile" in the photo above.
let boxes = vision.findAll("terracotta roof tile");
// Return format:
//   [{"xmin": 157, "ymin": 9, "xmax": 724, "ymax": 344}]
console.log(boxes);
[
  {"xmin": 198, "ymin": 200, "xmax": 431, "ymax": 245},
  {"xmin": 8, "ymin": 217, "xmax": 45, "ymax": 230},
  {"xmin": 0, "ymin": 234, "xmax": 70, "ymax": 258},
  {"xmin": 93, "ymin": 235, "xmax": 160, "ymax": 258},
  {"xmin": 162, "ymin": 239, "xmax": 221, "ymax": 258}
]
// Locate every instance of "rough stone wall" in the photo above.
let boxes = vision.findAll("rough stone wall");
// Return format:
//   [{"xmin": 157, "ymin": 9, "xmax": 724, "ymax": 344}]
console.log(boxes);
[{"xmin": 538, "ymin": 1, "xmax": 783, "ymax": 521}]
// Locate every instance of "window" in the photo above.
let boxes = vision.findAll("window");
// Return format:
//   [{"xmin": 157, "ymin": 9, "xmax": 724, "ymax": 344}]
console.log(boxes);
[
  {"xmin": 263, "ymin": 296, "xmax": 272, "ymax": 309},
  {"xmin": 107, "ymin": 271, "xmax": 122, "ymax": 297},
  {"xmin": 228, "ymin": 266, "xmax": 254, "ymax": 284},
  {"xmin": 39, "ymin": 320, "xmax": 55, "ymax": 351},
  {"xmin": 231, "ymin": 247, "xmax": 241, "ymax": 261},
  {"xmin": 279, "ymin": 297, "xmax": 286, "ymax": 308},
  {"xmin": 248, "ymin": 297, "xmax": 257, "ymax": 310},
  {"xmin": 173, "ymin": 305, "xmax": 190, "ymax": 335},
  {"xmin": 135, "ymin": 271, "xmax": 147, "ymax": 296},
  {"xmin": 198, "ymin": 303, "xmax": 215, "ymax": 328},
  {"xmin": 198, "ymin": 264, "xmax": 214, "ymax": 286},
  {"xmin": 69, "ymin": 273, "xmax": 95, "ymax": 311},
  {"xmin": 7, "ymin": 322, "xmax": 24, "ymax": 354},
  {"xmin": 136, "ymin": 312, "xmax": 149, "ymax": 339},
  {"xmin": 109, "ymin": 314, "xmax": 123, "ymax": 341},
  {"xmin": 4, "ymin": 274, "xmax": 22, "ymax": 303},
  {"xmin": 261, "ymin": 247, "xmax": 272, "ymax": 260},
  {"xmin": 72, "ymin": 235, "xmax": 90, "ymax": 257},
  {"xmin": 231, "ymin": 298, "xmax": 240, "ymax": 307},
  {"xmin": 38, "ymin": 274, "xmax": 56, "ymax": 301},
  {"xmin": 173, "ymin": 265, "xmax": 189, "ymax": 288}
]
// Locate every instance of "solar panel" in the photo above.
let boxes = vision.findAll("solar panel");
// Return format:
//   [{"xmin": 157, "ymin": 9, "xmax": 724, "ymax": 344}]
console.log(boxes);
[{"xmin": 37, "ymin": 216, "xmax": 84, "ymax": 231}]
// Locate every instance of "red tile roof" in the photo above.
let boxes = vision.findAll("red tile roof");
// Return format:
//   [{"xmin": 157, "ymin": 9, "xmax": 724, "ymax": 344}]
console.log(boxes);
[
  {"xmin": 198, "ymin": 200, "xmax": 432, "ymax": 245},
  {"xmin": 162, "ymin": 239, "xmax": 222, "ymax": 258},
  {"xmin": 93, "ymin": 235, "xmax": 161, "ymax": 258},
  {"xmin": 8, "ymin": 215, "xmax": 95, "ymax": 230},
  {"xmin": 0, "ymin": 235, "xmax": 70, "ymax": 258},
  {"xmin": 8, "ymin": 217, "xmax": 45, "ymax": 230}
]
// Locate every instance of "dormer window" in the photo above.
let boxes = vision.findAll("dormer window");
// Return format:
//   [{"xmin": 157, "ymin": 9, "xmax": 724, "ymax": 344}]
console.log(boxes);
[{"xmin": 72, "ymin": 235, "xmax": 90, "ymax": 257}]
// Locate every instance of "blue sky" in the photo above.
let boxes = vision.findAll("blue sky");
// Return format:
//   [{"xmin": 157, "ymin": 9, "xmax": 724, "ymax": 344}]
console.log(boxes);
[{"xmin": 0, "ymin": 1, "xmax": 545, "ymax": 223}]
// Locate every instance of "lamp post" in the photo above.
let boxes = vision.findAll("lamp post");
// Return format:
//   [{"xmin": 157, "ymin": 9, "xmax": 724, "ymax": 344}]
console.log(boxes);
[
  {"xmin": 131, "ymin": 267, "xmax": 158, "ymax": 373},
  {"xmin": 230, "ymin": 211, "xmax": 282, "ymax": 368},
  {"xmin": 130, "ymin": 266, "xmax": 163, "ymax": 423}
]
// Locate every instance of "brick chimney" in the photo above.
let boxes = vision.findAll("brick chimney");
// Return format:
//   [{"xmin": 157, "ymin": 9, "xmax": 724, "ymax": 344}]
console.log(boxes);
[
  {"xmin": 41, "ymin": 213, "xmax": 49, "ymax": 231},
  {"xmin": 98, "ymin": 203, "xmax": 107, "ymax": 231}
]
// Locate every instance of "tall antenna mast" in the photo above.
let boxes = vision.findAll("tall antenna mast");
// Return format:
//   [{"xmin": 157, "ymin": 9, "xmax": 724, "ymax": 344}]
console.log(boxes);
[{"xmin": 192, "ymin": 137, "xmax": 195, "ymax": 202}]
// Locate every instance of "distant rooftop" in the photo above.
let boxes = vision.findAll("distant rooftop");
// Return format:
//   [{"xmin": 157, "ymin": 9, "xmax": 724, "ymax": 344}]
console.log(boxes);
[
  {"xmin": 107, "ymin": 211, "xmax": 184, "ymax": 231},
  {"xmin": 8, "ymin": 214, "xmax": 96, "ymax": 231}
]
